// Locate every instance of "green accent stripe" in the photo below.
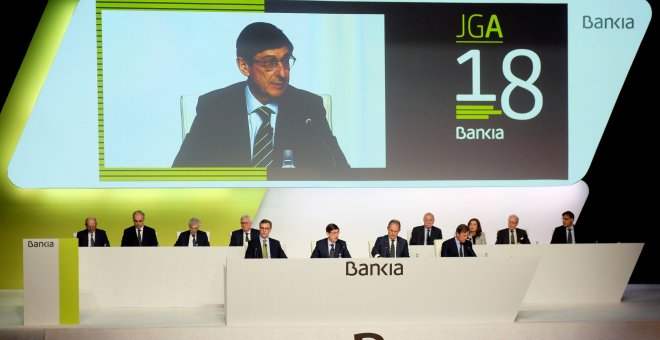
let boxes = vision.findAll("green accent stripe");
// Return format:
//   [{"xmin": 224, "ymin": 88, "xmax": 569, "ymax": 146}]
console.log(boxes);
[
  {"xmin": 99, "ymin": 168, "xmax": 267, "ymax": 181},
  {"xmin": 456, "ymin": 40, "xmax": 504, "ymax": 44},
  {"xmin": 96, "ymin": 0, "xmax": 264, "ymax": 11},
  {"xmin": 58, "ymin": 239, "xmax": 79, "ymax": 324},
  {"xmin": 456, "ymin": 105, "xmax": 495, "ymax": 110},
  {"xmin": 456, "ymin": 115, "xmax": 489, "ymax": 120},
  {"xmin": 456, "ymin": 110, "xmax": 502, "ymax": 115}
]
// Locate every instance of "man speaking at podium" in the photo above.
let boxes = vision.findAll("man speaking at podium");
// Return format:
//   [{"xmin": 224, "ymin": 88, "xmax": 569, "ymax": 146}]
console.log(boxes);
[{"xmin": 172, "ymin": 22, "xmax": 349, "ymax": 170}]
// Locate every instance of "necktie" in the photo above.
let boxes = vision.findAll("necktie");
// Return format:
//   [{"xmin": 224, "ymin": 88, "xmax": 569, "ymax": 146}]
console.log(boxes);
[
  {"xmin": 193, "ymin": 234, "xmax": 197, "ymax": 247},
  {"xmin": 330, "ymin": 243, "xmax": 335, "ymax": 258},
  {"xmin": 262, "ymin": 240, "xmax": 268, "ymax": 259},
  {"xmin": 426, "ymin": 229, "xmax": 432, "ymax": 245},
  {"xmin": 510, "ymin": 230, "xmax": 515, "ymax": 244},
  {"xmin": 459, "ymin": 243, "xmax": 464, "ymax": 257},
  {"xmin": 389, "ymin": 240, "xmax": 395, "ymax": 257},
  {"xmin": 138, "ymin": 229, "xmax": 142, "ymax": 246},
  {"xmin": 567, "ymin": 228, "xmax": 573, "ymax": 243},
  {"xmin": 252, "ymin": 106, "xmax": 274, "ymax": 168},
  {"xmin": 244, "ymin": 233, "xmax": 249, "ymax": 243},
  {"xmin": 90, "ymin": 234, "xmax": 95, "ymax": 247}
]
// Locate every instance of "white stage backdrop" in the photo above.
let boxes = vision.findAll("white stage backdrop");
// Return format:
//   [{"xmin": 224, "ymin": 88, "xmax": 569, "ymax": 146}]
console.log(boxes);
[{"xmin": 254, "ymin": 181, "xmax": 589, "ymax": 259}]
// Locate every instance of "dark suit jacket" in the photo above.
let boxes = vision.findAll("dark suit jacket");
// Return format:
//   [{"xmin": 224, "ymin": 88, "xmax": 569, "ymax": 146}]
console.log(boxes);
[
  {"xmin": 229, "ymin": 228, "xmax": 260, "ymax": 246},
  {"xmin": 120, "ymin": 226, "xmax": 158, "ymax": 247},
  {"xmin": 550, "ymin": 225, "xmax": 580, "ymax": 244},
  {"xmin": 244, "ymin": 237, "xmax": 287, "ymax": 258},
  {"xmin": 311, "ymin": 238, "xmax": 351, "ymax": 258},
  {"xmin": 77, "ymin": 229, "xmax": 110, "ymax": 247},
  {"xmin": 371, "ymin": 235, "xmax": 409, "ymax": 258},
  {"xmin": 172, "ymin": 82, "xmax": 349, "ymax": 169},
  {"xmin": 174, "ymin": 230, "xmax": 210, "ymax": 246},
  {"xmin": 495, "ymin": 228, "xmax": 531, "ymax": 244},
  {"xmin": 440, "ymin": 238, "xmax": 476, "ymax": 257},
  {"xmin": 409, "ymin": 225, "xmax": 443, "ymax": 245}
]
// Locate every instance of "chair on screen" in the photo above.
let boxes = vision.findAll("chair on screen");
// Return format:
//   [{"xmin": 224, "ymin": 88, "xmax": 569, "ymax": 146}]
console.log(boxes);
[
  {"xmin": 179, "ymin": 94, "xmax": 333, "ymax": 141},
  {"xmin": 368, "ymin": 241, "xmax": 375, "ymax": 258},
  {"xmin": 407, "ymin": 230, "xmax": 412, "ymax": 243},
  {"xmin": 433, "ymin": 239, "xmax": 443, "ymax": 257}
]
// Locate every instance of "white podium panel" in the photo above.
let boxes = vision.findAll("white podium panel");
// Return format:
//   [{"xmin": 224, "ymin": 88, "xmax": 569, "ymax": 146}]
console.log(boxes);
[
  {"xmin": 79, "ymin": 246, "xmax": 245, "ymax": 308},
  {"xmin": 226, "ymin": 257, "xmax": 540, "ymax": 326},
  {"xmin": 472, "ymin": 243, "xmax": 643, "ymax": 304},
  {"xmin": 23, "ymin": 239, "xmax": 78, "ymax": 325}
]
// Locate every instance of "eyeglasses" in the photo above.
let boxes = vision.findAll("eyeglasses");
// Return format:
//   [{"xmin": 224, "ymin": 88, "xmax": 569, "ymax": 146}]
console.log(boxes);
[{"xmin": 252, "ymin": 55, "xmax": 296, "ymax": 71}]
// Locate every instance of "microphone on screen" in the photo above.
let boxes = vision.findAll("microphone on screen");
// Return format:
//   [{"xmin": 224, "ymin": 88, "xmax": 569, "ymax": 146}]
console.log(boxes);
[{"xmin": 305, "ymin": 118, "xmax": 336, "ymax": 167}]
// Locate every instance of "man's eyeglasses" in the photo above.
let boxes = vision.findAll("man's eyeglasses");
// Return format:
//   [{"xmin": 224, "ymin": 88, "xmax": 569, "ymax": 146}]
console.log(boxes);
[{"xmin": 252, "ymin": 55, "xmax": 296, "ymax": 71}]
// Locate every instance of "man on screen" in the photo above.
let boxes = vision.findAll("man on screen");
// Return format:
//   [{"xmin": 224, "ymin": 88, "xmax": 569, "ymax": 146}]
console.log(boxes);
[{"xmin": 172, "ymin": 22, "xmax": 349, "ymax": 169}]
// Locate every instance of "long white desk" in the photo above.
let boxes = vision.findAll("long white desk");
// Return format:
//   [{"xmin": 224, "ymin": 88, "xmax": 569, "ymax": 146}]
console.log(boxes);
[
  {"xmin": 472, "ymin": 243, "xmax": 643, "ymax": 304},
  {"xmin": 225, "ymin": 257, "xmax": 540, "ymax": 325},
  {"xmin": 79, "ymin": 246, "xmax": 245, "ymax": 308}
]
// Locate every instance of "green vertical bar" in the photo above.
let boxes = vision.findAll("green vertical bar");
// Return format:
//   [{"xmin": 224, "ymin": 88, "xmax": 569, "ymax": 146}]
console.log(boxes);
[{"xmin": 59, "ymin": 238, "xmax": 79, "ymax": 324}]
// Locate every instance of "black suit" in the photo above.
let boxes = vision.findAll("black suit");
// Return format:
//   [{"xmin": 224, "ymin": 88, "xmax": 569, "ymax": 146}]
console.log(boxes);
[
  {"xmin": 172, "ymin": 82, "xmax": 349, "ymax": 170},
  {"xmin": 311, "ymin": 238, "xmax": 351, "ymax": 258},
  {"xmin": 229, "ymin": 228, "xmax": 260, "ymax": 246},
  {"xmin": 371, "ymin": 236, "xmax": 409, "ymax": 258},
  {"xmin": 244, "ymin": 238, "xmax": 287, "ymax": 258},
  {"xmin": 440, "ymin": 238, "xmax": 476, "ymax": 257},
  {"xmin": 550, "ymin": 225, "xmax": 579, "ymax": 244},
  {"xmin": 409, "ymin": 225, "xmax": 443, "ymax": 245},
  {"xmin": 120, "ymin": 226, "xmax": 158, "ymax": 247},
  {"xmin": 495, "ymin": 228, "xmax": 531, "ymax": 244},
  {"xmin": 76, "ymin": 229, "xmax": 110, "ymax": 247},
  {"xmin": 174, "ymin": 230, "xmax": 210, "ymax": 246}
]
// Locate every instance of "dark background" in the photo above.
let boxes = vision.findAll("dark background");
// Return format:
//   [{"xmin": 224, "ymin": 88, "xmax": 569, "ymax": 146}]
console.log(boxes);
[{"xmin": 2, "ymin": 1, "xmax": 657, "ymax": 282}]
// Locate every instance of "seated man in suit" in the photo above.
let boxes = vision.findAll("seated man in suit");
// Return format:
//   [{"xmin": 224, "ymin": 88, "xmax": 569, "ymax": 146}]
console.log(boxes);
[
  {"xmin": 120, "ymin": 210, "xmax": 158, "ymax": 247},
  {"xmin": 311, "ymin": 223, "xmax": 351, "ymax": 258},
  {"xmin": 551, "ymin": 210, "xmax": 578, "ymax": 244},
  {"xmin": 495, "ymin": 214, "xmax": 531, "ymax": 244},
  {"xmin": 371, "ymin": 219, "xmax": 410, "ymax": 258},
  {"xmin": 174, "ymin": 217, "xmax": 210, "ymax": 247},
  {"xmin": 245, "ymin": 219, "xmax": 287, "ymax": 258},
  {"xmin": 409, "ymin": 212, "xmax": 443, "ymax": 245},
  {"xmin": 229, "ymin": 214, "xmax": 260, "ymax": 246},
  {"xmin": 172, "ymin": 22, "xmax": 349, "ymax": 169},
  {"xmin": 76, "ymin": 216, "xmax": 110, "ymax": 247},
  {"xmin": 441, "ymin": 224, "xmax": 476, "ymax": 257}
]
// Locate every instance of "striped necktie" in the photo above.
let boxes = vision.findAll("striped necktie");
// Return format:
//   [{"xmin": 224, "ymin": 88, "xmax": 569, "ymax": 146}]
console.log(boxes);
[{"xmin": 252, "ymin": 106, "xmax": 274, "ymax": 168}]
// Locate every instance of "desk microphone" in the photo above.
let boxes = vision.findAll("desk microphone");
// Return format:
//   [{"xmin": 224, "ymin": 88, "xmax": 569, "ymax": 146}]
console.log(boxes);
[{"xmin": 305, "ymin": 118, "xmax": 336, "ymax": 167}]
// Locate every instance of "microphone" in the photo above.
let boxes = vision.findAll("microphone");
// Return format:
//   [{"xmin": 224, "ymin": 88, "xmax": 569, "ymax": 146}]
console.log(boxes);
[{"xmin": 305, "ymin": 118, "xmax": 336, "ymax": 167}]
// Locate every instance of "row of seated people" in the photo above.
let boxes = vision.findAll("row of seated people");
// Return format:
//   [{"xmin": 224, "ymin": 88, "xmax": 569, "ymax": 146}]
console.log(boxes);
[{"xmin": 77, "ymin": 211, "xmax": 580, "ymax": 258}]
